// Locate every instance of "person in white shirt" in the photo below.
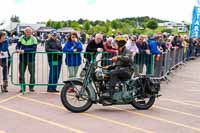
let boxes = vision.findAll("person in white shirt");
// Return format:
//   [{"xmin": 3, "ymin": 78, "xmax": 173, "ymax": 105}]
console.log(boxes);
[{"xmin": 126, "ymin": 36, "xmax": 139, "ymax": 56}]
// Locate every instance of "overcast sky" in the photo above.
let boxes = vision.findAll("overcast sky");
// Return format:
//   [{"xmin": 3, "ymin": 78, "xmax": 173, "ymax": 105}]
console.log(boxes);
[{"xmin": 0, "ymin": 0, "xmax": 197, "ymax": 23}]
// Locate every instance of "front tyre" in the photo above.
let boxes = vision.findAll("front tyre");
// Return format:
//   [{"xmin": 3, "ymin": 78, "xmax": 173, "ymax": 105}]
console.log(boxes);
[
  {"xmin": 131, "ymin": 96, "xmax": 156, "ymax": 110},
  {"xmin": 61, "ymin": 81, "xmax": 93, "ymax": 113}
]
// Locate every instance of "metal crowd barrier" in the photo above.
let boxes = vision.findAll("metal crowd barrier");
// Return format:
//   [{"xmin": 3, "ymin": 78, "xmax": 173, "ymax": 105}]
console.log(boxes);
[
  {"xmin": 152, "ymin": 46, "xmax": 200, "ymax": 79},
  {"xmin": 11, "ymin": 52, "xmax": 97, "ymax": 87},
  {"xmin": 9, "ymin": 46, "xmax": 200, "ymax": 93}
]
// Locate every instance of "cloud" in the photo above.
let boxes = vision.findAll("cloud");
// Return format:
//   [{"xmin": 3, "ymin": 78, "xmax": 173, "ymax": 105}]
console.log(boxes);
[
  {"xmin": 15, "ymin": 0, "xmax": 24, "ymax": 4},
  {"xmin": 0, "ymin": 0, "xmax": 196, "ymax": 23},
  {"xmin": 87, "ymin": 0, "xmax": 97, "ymax": 5}
]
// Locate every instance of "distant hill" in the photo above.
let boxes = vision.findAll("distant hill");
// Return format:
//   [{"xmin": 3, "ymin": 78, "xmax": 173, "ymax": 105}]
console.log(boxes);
[{"xmin": 45, "ymin": 16, "xmax": 188, "ymax": 35}]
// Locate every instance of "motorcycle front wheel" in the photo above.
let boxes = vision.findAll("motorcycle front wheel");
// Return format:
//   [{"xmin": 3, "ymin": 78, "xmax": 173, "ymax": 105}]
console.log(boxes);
[
  {"xmin": 61, "ymin": 81, "xmax": 93, "ymax": 113},
  {"xmin": 131, "ymin": 96, "xmax": 156, "ymax": 110}
]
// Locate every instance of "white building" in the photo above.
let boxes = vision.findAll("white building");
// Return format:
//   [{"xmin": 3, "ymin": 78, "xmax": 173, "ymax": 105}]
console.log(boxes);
[
  {"xmin": 158, "ymin": 21, "xmax": 188, "ymax": 32},
  {"xmin": 0, "ymin": 21, "xmax": 45, "ymax": 32}
]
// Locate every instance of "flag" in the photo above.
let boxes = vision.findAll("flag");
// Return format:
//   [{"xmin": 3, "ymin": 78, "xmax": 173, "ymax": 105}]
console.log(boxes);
[{"xmin": 190, "ymin": 6, "xmax": 200, "ymax": 38}]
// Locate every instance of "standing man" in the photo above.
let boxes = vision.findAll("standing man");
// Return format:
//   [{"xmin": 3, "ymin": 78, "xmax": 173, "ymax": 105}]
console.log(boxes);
[
  {"xmin": 136, "ymin": 35, "xmax": 152, "ymax": 74},
  {"xmin": 85, "ymin": 33, "xmax": 104, "ymax": 62},
  {"xmin": 80, "ymin": 33, "xmax": 104, "ymax": 77},
  {"xmin": 16, "ymin": 27, "xmax": 38, "ymax": 92},
  {"xmin": 45, "ymin": 30, "xmax": 62, "ymax": 93}
]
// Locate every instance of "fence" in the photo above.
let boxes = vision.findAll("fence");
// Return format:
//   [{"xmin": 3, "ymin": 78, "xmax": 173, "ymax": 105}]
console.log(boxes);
[
  {"xmin": 7, "ymin": 46, "xmax": 200, "ymax": 94},
  {"xmin": 152, "ymin": 46, "xmax": 200, "ymax": 79}
]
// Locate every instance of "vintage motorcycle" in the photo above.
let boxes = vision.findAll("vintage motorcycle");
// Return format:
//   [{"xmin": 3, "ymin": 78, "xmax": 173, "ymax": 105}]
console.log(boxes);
[{"xmin": 60, "ymin": 55, "xmax": 161, "ymax": 113}]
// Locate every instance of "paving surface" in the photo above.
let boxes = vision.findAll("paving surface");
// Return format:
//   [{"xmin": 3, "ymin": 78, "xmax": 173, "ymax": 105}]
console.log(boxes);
[{"xmin": 0, "ymin": 45, "xmax": 200, "ymax": 133}]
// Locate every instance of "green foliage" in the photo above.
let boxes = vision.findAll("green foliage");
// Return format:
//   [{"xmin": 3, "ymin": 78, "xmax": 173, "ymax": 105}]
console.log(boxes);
[
  {"xmin": 70, "ymin": 21, "xmax": 80, "ymax": 30},
  {"xmin": 161, "ymin": 28, "xmax": 173, "ymax": 34},
  {"xmin": 146, "ymin": 20, "xmax": 158, "ymax": 30},
  {"xmin": 83, "ymin": 20, "xmax": 91, "ymax": 32},
  {"xmin": 132, "ymin": 28, "xmax": 143, "ymax": 35},
  {"xmin": 46, "ymin": 19, "xmax": 52, "ymax": 27},
  {"xmin": 55, "ymin": 22, "xmax": 61, "ymax": 29},
  {"xmin": 44, "ymin": 16, "xmax": 188, "ymax": 35}
]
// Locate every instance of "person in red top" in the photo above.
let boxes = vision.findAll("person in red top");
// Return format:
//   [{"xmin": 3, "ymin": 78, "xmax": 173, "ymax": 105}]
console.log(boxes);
[
  {"xmin": 102, "ymin": 37, "xmax": 118, "ymax": 66},
  {"xmin": 103, "ymin": 37, "xmax": 118, "ymax": 55}
]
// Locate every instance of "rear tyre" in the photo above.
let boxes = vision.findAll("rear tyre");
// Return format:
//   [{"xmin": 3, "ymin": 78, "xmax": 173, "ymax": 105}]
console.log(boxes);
[{"xmin": 131, "ymin": 96, "xmax": 156, "ymax": 110}]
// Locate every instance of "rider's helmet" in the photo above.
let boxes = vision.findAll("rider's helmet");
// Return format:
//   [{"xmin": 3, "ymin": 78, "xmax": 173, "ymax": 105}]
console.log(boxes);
[{"xmin": 115, "ymin": 35, "xmax": 127, "ymax": 48}]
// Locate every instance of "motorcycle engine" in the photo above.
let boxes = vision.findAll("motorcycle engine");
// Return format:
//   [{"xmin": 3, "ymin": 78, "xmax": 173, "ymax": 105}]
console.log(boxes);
[
  {"xmin": 95, "ymin": 68, "xmax": 104, "ymax": 80},
  {"xmin": 112, "ymin": 82, "xmax": 135, "ymax": 103}
]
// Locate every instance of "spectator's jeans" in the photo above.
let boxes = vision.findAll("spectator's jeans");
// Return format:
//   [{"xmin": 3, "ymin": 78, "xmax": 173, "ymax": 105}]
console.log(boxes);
[
  {"xmin": 68, "ymin": 66, "xmax": 79, "ymax": 78},
  {"xmin": 19, "ymin": 61, "xmax": 35, "ymax": 89},
  {"xmin": 0, "ymin": 58, "xmax": 8, "ymax": 81},
  {"xmin": 47, "ymin": 60, "xmax": 62, "ymax": 91}
]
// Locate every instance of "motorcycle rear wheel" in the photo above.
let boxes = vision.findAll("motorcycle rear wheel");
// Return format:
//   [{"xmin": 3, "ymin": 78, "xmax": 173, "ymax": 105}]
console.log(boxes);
[{"xmin": 131, "ymin": 96, "xmax": 156, "ymax": 110}]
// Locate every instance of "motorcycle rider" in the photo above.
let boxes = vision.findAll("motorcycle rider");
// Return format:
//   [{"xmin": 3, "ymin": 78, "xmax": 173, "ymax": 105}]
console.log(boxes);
[{"xmin": 103, "ymin": 36, "xmax": 134, "ymax": 104}]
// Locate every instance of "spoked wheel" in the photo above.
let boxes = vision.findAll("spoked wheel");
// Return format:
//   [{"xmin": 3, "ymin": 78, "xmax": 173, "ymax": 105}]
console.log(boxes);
[
  {"xmin": 131, "ymin": 96, "xmax": 156, "ymax": 110},
  {"xmin": 61, "ymin": 81, "xmax": 93, "ymax": 113}
]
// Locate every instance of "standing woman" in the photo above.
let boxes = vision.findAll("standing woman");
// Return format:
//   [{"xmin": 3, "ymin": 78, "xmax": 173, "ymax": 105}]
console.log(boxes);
[
  {"xmin": 63, "ymin": 32, "xmax": 83, "ymax": 78},
  {"xmin": 0, "ymin": 31, "xmax": 10, "ymax": 92}
]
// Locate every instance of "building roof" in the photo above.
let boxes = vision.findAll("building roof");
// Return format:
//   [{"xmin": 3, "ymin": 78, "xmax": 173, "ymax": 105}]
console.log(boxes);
[
  {"xmin": 57, "ymin": 27, "xmax": 75, "ymax": 33},
  {"xmin": 0, "ymin": 22, "xmax": 45, "ymax": 32},
  {"xmin": 37, "ymin": 27, "xmax": 55, "ymax": 32}
]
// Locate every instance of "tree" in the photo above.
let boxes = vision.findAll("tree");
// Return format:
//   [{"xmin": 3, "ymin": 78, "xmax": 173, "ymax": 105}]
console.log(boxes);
[
  {"xmin": 83, "ymin": 21, "xmax": 91, "ymax": 32},
  {"xmin": 10, "ymin": 15, "xmax": 20, "ymax": 22},
  {"xmin": 111, "ymin": 20, "xmax": 119, "ymax": 29},
  {"xmin": 70, "ymin": 21, "xmax": 80, "ymax": 30},
  {"xmin": 78, "ymin": 18, "xmax": 84, "ymax": 24},
  {"xmin": 54, "ymin": 21, "xmax": 62, "ymax": 29},
  {"xmin": 44, "ymin": 16, "xmax": 170, "ymax": 35},
  {"xmin": 161, "ymin": 28, "xmax": 173, "ymax": 34},
  {"xmin": 63, "ymin": 21, "xmax": 69, "ymax": 27},
  {"xmin": 132, "ymin": 28, "xmax": 142, "ymax": 35},
  {"xmin": 146, "ymin": 20, "xmax": 158, "ymax": 30},
  {"xmin": 46, "ymin": 19, "xmax": 52, "ymax": 27}
]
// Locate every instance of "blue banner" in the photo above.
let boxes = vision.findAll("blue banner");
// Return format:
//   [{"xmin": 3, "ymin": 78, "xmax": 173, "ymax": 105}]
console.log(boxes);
[{"xmin": 190, "ymin": 6, "xmax": 200, "ymax": 38}]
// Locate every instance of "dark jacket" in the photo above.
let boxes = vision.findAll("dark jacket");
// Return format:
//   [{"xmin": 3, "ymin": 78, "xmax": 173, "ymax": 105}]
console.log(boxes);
[
  {"xmin": 85, "ymin": 39, "xmax": 104, "ymax": 62},
  {"xmin": 0, "ymin": 39, "xmax": 10, "ymax": 58},
  {"xmin": 109, "ymin": 47, "xmax": 134, "ymax": 74},
  {"xmin": 0, "ymin": 39, "xmax": 10, "ymax": 63},
  {"xmin": 45, "ymin": 38, "xmax": 62, "ymax": 61},
  {"xmin": 63, "ymin": 41, "xmax": 83, "ymax": 66},
  {"xmin": 136, "ymin": 41, "xmax": 149, "ymax": 54}
]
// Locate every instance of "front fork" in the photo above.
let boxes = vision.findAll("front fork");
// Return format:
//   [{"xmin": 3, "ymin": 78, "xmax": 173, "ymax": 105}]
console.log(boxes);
[{"xmin": 81, "ymin": 79, "xmax": 97, "ymax": 102}]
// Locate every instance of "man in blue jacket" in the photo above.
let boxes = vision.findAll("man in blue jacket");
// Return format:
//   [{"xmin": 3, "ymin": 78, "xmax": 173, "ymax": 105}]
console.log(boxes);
[
  {"xmin": 148, "ymin": 36, "xmax": 162, "ymax": 77},
  {"xmin": 148, "ymin": 36, "xmax": 161, "ymax": 55},
  {"xmin": 16, "ymin": 27, "xmax": 38, "ymax": 92},
  {"xmin": 0, "ymin": 31, "xmax": 10, "ymax": 92}
]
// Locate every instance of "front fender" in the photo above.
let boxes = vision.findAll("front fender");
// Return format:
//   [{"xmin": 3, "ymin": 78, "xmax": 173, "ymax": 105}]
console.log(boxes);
[{"xmin": 63, "ymin": 78, "xmax": 97, "ymax": 102}]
